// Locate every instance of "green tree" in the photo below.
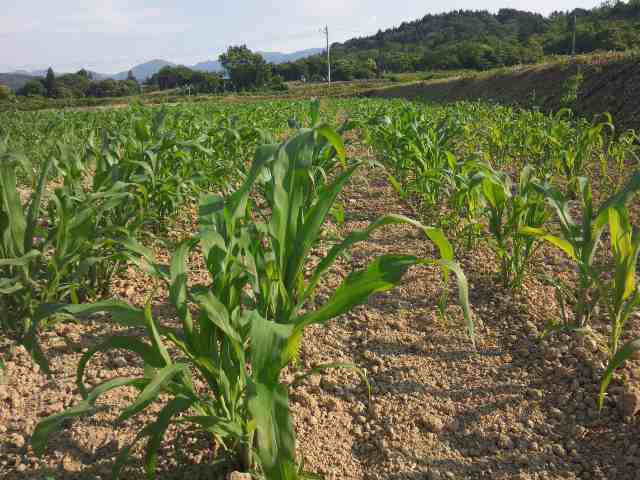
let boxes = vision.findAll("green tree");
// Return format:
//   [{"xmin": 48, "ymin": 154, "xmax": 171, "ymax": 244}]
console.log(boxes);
[
  {"xmin": 126, "ymin": 70, "xmax": 137, "ymax": 82},
  {"xmin": 0, "ymin": 84, "xmax": 11, "ymax": 100},
  {"xmin": 77, "ymin": 69, "xmax": 93, "ymax": 80},
  {"xmin": 44, "ymin": 67, "xmax": 57, "ymax": 97},
  {"xmin": 58, "ymin": 73, "xmax": 91, "ymax": 97},
  {"xmin": 19, "ymin": 79, "xmax": 46, "ymax": 96},
  {"xmin": 219, "ymin": 45, "xmax": 271, "ymax": 90},
  {"xmin": 191, "ymin": 70, "xmax": 222, "ymax": 93}
]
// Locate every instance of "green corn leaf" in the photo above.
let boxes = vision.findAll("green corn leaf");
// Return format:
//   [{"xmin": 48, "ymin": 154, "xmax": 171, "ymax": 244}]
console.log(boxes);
[
  {"xmin": 302, "ymin": 214, "xmax": 454, "ymax": 303},
  {"xmin": 296, "ymin": 255, "xmax": 417, "ymax": 331},
  {"xmin": 0, "ymin": 159, "xmax": 27, "ymax": 256},
  {"xmin": 430, "ymin": 258, "xmax": 474, "ymax": 343},
  {"xmin": 24, "ymin": 156, "xmax": 54, "ymax": 252},
  {"xmin": 33, "ymin": 300, "xmax": 146, "ymax": 327},
  {"xmin": 597, "ymin": 171, "xmax": 640, "ymax": 218},
  {"xmin": 520, "ymin": 227, "xmax": 577, "ymax": 260},
  {"xmin": 386, "ymin": 172, "xmax": 407, "ymax": 199},
  {"xmin": 599, "ymin": 338, "xmax": 640, "ymax": 410},
  {"xmin": 248, "ymin": 381, "xmax": 299, "ymax": 480},
  {"xmin": 0, "ymin": 249, "xmax": 40, "ymax": 267},
  {"xmin": 181, "ymin": 415, "xmax": 244, "ymax": 438},
  {"xmin": 117, "ymin": 363, "xmax": 188, "ymax": 424},
  {"xmin": 250, "ymin": 311, "xmax": 293, "ymax": 384},
  {"xmin": 143, "ymin": 396, "xmax": 194, "ymax": 478},
  {"xmin": 143, "ymin": 301, "xmax": 172, "ymax": 367},
  {"xmin": 285, "ymin": 164, "xmax": 358, "ymax": 289},
  {"xmin": 309, "ymin": 98, "xmax": 321, "ymax": 126},
  {"xmin": 169, "ymin": 239, "xmax": 197, "ymax": 327},
  {"xmin": 315, "ymin": 124, "xmax": 346, "ymax": 164},
  {"xmin": 134, "ymin": 118, "xmax": 151, "ymax": 142},
  {"xmin": 121, "ymin": 237, "xmax": 169, "ymax": 279},
  {"xmin": 193, "ymin": 290, "xmax": 241, "ymax": 343},
  {"xmin": 22, "ymin": 328, "xmax": 51, "ymax": 374}
]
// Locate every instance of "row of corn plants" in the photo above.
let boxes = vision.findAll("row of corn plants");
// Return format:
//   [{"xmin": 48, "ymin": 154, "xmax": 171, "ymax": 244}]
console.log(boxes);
[
  {"xmin": 1, "ymin": 102, "xmax": 299, "ymax": 369},
  {"xmin": 352, "ymin": 98, "xmax": 640, "ymax": 410},
  {"xmin": 30, "ymin": 104, "xmax": 473, "ymax": 478}
]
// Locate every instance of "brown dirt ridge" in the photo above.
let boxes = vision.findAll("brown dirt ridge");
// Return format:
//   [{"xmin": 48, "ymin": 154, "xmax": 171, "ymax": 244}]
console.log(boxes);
[{"xmin": 363, "ymin": 52, "xmax": 640, "ymax": 134}]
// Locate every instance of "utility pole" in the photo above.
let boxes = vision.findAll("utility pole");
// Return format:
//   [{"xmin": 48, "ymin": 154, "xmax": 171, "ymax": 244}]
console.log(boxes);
[
  {"xmin": 571, "ymin": 14, "xmax": 577, "ymax": 58},
  {"xmin": 321, "ymin": 25, "xmax": 331, "ymax": 84}
]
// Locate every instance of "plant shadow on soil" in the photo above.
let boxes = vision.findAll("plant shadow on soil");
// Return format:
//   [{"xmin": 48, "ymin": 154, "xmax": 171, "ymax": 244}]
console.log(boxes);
[{"xmin": 12, "ymin": 426, "xmax": 231, "ymax": 480}]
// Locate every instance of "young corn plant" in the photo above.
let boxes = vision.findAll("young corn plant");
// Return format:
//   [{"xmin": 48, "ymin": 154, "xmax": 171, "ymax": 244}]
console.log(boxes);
[
  {"xmin": 551, "ymin": 116, "xmax": 608, "ymax": 196},
  {"xmin": 603, "ymin": 205, "xmax": 640, "ymax": 358},
  {"xmin": 33, "ymin": 116, "xmax": 473, "ymax": 479},
  {"xmin": 367, "ymin": 108, "xmax": 460, "ymax": 211},
  {"xmin": 472, "ymin": 164, "xmax": 549, "ymax": 289},
  {"xmin": 89, "ymin": 110, "xmax": 214, "ymax": 232},
  {"xmin": 606, "ymin": 128, "xmax": 639, "ymax": 188},
  {"xmin": 0, "ymin": 142, "xmax": 131, "ymax": 371},
  {"xmin": 597, "ymin": 206, "xmax": 640, "ymax": 410},
  {"xmin": 523, "ymin": 172, "xmax": 640, "ymax": 329},
  {"xmin": 448, "ymin": 158, "xmax": 484, "ymax": 249}
]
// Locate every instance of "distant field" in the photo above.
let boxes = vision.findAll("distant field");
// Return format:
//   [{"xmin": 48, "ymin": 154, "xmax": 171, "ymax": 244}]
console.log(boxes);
[{"xmin": 0, "ymin": 78, "xmax": 399, "ymax": 112}]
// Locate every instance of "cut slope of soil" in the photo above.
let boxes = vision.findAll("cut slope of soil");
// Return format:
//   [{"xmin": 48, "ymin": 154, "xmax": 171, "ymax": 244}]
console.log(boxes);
[{"xmin": 364, "ymin": 52, "xmax": 640, "ymax": 134}]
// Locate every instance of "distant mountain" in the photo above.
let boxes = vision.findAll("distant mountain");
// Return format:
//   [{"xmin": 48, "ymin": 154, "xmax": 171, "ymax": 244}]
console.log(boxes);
[
  {"xmin": 111, "ymin": 59, "xmax": 176, "ymax": 81},
  {"xmin": 261, "ymin": 49, "xmax": 323, "ymax": 64},
  {"xmin": 191, "ymin": 48, "xmax": 323, "ymax": 73},
  {"xmin": 111, "ymin": 50, "xmax": 322, "ymax": 80},
  {"xmin": 0, "ymin": 73, "xmax": 36, "ymax": 91},
  {"xmin": 191, "ymin": 60, "xmax": 222, "ymax": 72},
  {"xmin": 2, "ymin": 48, "xmax": 324, "ymax": 88}
]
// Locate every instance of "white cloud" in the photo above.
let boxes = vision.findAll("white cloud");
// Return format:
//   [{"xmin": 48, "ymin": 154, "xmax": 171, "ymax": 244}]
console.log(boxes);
[
  {"xmin": 295, "ymin": 0, "xmax": 367, "ymax": 18},
  {"xmin": 2, "ymin": 1, "xmax": 189, "ymax": 36}
]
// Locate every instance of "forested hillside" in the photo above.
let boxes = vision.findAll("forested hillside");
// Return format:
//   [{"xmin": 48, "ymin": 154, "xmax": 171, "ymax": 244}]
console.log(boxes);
[{"xmin": 275, "ymin": 1, "xmax": 640, "ymax": 80}]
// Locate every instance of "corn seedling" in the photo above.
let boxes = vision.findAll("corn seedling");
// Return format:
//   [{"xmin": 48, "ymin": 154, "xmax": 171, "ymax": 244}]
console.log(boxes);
[
  {"xmin": 524, "ymin": 172, "xmax": 640, "ymax": 329},
  {"xmin": 472, "ymin": 164, "xmax": 549, "ymax": 288}
]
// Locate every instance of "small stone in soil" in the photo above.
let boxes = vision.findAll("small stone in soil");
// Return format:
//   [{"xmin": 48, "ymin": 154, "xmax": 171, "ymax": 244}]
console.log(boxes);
[
  {"xmin": 227, "ymin": 473, "xmax": 252, "ymax": 480},
  {"xmin": 420, "ymin": 413, "xmax": 444, "ymax": 433},
  {"xmin": 619, "ymin": 390, "xmax": 640, "ymax": 417},
  {"xmin": 9, "ymin": 433, "xmax": 25, "ymax": 448}
]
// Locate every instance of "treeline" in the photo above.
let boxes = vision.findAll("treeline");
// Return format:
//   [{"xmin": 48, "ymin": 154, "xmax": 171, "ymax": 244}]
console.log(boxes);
[
  {"xmin": 145, "ymin": 46, "xmax": 287, "ymax": 93},
  {"xmin": 17, "ymin": 68, "xmax": 140, "ymax": 98},
  {"xmin": 275, "ymin": 1, "xmax": 640, "ymax": 79},
  {"xmin": 145, "ymin": 66, "xmax": 223, "ymax": 93},
  {"xmin": 12, "ymin": 45, "xmax": 290, "ymax": 101}
]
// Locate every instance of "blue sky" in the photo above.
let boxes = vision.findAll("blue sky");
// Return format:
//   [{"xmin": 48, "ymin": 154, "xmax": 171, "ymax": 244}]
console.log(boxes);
[{"xmin": 2, "ymin": 0, "xmax": 602, "ymax": 73}]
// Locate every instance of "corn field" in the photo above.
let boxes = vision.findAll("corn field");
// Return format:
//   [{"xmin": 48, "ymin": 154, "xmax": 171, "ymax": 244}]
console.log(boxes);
[{"xmin": 1, "ymin": 97, "xmax": 639, "ymax": 479}]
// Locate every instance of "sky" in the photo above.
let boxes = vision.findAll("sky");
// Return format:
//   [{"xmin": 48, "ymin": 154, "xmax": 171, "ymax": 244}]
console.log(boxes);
[{"xmin": 2, "ymin": 0, "xmax": 603, "ymax": 74}]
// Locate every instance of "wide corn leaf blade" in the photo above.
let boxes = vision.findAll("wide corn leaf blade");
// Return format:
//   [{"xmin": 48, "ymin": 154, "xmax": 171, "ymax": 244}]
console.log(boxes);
[{"xmin": 117, "ymin": 363, "xmax": 188, "ymax": 424}]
